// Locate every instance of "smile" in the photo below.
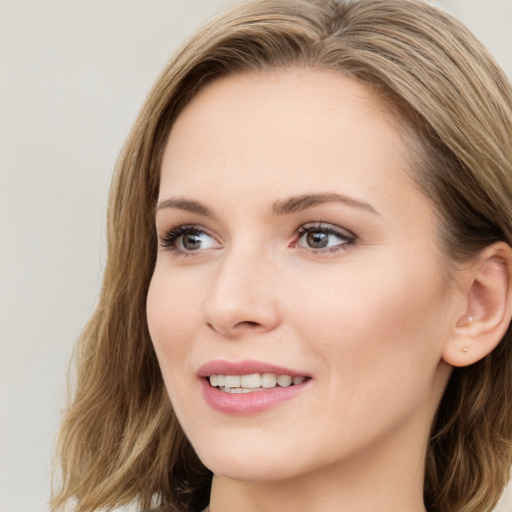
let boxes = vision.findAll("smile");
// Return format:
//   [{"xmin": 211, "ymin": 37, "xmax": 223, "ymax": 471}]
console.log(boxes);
[
  {"xmin": 198, "ymin": 361, "xmax": 312, "ymax": 415},
  {"xmin": 209, "ymin": 373, "xmax": 308, "ymax": 393}
]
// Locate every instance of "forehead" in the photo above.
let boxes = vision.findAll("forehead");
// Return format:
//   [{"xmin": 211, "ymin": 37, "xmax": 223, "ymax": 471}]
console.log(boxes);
[
  {"xmin": 166, "ymin": 69, "xmax": 400, "ymax": 148},
  {"xmin": 160, "ymin": 70, "xmax": 416, "ymax": 206}
]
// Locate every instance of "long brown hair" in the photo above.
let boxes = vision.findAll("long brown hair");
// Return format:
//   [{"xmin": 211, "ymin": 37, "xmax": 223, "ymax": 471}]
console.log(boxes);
[{"xmin": 52, "ymin": 1, "xmax": 512, "ymax": 511}]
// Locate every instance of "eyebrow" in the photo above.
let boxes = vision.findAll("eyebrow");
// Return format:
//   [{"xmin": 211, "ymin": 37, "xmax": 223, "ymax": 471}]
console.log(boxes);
[
  {"xmin": 155, "ymin": 192, "xmax": 378, "ymax": 217},
  {"xmin": 156, "ymin": 197, "xmax": 212, "ymax": 216},
  {"xmin": 272, "ymin": 192, "xmax": 379, "ymax": 215}
]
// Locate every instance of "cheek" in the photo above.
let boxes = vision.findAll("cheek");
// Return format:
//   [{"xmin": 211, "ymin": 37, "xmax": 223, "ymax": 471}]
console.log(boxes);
[
  {"xmin": 278, "ymin": 264, "xmax": 450, "ymax": 455},
  {"xmin": 146, "ymin": 267, "xmax": 200, "ymax": 370},
  {"xmin": 146, "ymin": 269, "xmax": 207, "ymax": 426},
  {"xmin": 285, "ymin": 258, "xmax": 449, "ymax": 378}
]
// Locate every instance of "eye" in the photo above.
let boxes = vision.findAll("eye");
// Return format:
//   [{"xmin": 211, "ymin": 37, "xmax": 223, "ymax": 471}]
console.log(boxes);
[
  {"xmin": 160, "ymin": 225, "xmax": 221, "ymax": 254},
  {"xmin": 293, "ymin": 222, "xmax": 356, "ymax": 252}
]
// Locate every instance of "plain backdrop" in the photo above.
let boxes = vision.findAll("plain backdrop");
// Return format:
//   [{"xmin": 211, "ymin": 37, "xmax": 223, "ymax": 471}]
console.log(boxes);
[{"xmin": 1, "ymin": 1, "xmax": 511, "ymax": 511}]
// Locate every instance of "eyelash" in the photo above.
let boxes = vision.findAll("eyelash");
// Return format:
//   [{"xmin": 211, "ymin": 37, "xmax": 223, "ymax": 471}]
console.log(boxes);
[
  {"xmin": 159, "ymin": 224, "xmax": 215, "ymax": 257},
  {"xmin": 292, "ymin": 222, "xmax": 356, "ymax": 253},
  {"xmin": 159, "ymin": 222, "xmax": 357, "ymax": 256}
]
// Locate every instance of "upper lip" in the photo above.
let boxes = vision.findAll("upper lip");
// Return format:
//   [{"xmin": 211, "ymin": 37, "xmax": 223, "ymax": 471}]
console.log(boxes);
[{"xmin": 197, "ymin": 359, "xmax": 310, "ymax": 378}]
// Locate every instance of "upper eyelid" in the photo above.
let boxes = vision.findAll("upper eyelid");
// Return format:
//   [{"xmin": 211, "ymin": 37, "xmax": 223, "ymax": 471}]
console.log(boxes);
[
  {"xmin": 169, "ymin": 224, "xmax": 212, "ymax": 234},
  {"xmin": 296, "ymin": 222, "xmax": 356, "ymax": 238},
  {"xmin": 157, "ymin": 222, "xmax": 353, "ymax": 236},
  {"xmin": 298, "ymin": 221, "xmax": 350, "ymax": 231}
]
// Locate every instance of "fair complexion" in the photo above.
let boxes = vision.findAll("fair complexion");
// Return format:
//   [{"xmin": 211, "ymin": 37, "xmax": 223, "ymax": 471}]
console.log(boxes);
[{"xmin": 146, "ymin": 70, "xmax": 502, "ymax": 512}]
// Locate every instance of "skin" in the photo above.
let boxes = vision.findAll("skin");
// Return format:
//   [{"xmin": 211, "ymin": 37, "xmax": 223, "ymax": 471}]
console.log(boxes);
[{"xmin": 147, "ymin": 69, "xmax": 468, "ymax": 512}]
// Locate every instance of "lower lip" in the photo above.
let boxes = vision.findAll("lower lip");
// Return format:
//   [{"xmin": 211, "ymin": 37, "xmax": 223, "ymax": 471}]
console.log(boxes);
[{"xmin": 200, "ymin": 378, "xmax": 310, "ymax": 415}]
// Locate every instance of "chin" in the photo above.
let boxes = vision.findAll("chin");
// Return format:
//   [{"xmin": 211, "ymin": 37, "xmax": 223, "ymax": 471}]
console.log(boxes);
[
  {"xmin": 201, "ymin": 452, "xmax": 303, "ymax": 483},
  {"xmin": 188, "ymin": 431, "xmax": 310, "ymax": 483}
]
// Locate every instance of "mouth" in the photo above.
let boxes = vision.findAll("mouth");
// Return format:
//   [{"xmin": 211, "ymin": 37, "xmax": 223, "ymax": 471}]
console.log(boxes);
[
  {"xmin": 208, "ymin": 373, "xmax": 309, "ymax": 393},
  {"xmin": 197, "ymin": 360, "xmax": 312, "ymax": 414}
]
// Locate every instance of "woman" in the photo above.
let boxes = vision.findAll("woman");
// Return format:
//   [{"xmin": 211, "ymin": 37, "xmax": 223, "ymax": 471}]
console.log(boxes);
[{"xmin": 52, "ymin": 1, "xmax": 512, "ymax": 511}]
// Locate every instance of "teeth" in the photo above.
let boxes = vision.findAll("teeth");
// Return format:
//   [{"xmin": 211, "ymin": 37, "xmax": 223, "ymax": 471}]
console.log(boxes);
[
  {"xmin": 209, "ymin": 373, "xmax": 308, "ymax": 392},
  {"xmin": 223, "ymin": 375, "xmax": 241, "ymax": 388},
  {"xmin": 277, "ymin": 375, "xmax": 292, "ymax": 387},
  {"xmin": 241, "ymin": 373, "xmax": 261, "ymax": 388},
  {"xmin": 261, "ymin": 373, "xmax": 277, "ymax": 388},
  {"xmin": 219, "ymin": 387, "xmax": 264, "ymax": 393}
]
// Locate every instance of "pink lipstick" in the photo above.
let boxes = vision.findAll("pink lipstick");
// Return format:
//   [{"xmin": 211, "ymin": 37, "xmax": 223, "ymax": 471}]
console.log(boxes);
[{"xmin": 197, "ymin": 359, "xmax": 311, "ymax": 415}]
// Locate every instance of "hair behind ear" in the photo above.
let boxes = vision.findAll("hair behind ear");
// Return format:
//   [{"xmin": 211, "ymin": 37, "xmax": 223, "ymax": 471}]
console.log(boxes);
[{"xmin": 427, "ymin": 335, "xmax": 512, "ymax": 512}]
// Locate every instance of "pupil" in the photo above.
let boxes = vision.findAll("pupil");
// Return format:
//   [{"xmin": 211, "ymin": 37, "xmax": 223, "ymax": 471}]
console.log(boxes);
[
  {"xmin": 307, "ymin": 231, "xmax": 328, "ymax": 248},
  {"xmin": 183, "ymin": 234, "xmax": 202, "ymax": 250}
]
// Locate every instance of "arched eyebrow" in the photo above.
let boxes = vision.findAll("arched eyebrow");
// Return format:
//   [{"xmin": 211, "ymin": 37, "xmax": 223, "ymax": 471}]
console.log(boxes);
[
  {"xmin": 272, "ymin": 193, "xmax": 379, "ymax": 215},
  {"xmin": 156, "ymin": 192, "xmax": 379, "ymax": 217},
  {"xmin": 156, "ymin": 197, "xmax": 211, "ymax": 216}
]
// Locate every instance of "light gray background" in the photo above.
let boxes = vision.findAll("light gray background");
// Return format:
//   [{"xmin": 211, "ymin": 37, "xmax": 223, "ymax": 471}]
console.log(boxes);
[{"xmin": 1, "ymin": 1, "xmax": 511, "ymax": 511}]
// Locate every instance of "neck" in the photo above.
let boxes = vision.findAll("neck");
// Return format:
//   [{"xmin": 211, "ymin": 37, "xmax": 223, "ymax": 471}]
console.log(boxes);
[
  {"xmin": 208, "ymin": 415, "xmax": 431, "ymax": 512},
  {"xmin": 209, "ymin": 466, "xmax": 426, "ymax": 512}
]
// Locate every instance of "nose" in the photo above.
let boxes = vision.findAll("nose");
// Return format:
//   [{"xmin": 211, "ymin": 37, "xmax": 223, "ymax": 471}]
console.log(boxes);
[{"xmin": 202, "ymin": 247, "xmax": 280, "ymax": 338}]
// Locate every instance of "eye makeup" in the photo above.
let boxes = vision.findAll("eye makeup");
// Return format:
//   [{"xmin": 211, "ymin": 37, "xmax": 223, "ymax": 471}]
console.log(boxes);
[
  {"xmin": 158, "ymin": 220, "xmax": 357, "ymax": 258},
  {"xmin": 291, "ymin": 222, "xmax": 357, "ymax": 254}
]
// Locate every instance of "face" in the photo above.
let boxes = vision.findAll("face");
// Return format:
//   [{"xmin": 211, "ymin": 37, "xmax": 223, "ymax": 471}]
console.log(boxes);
[{"xmin": 147, "ymin": 70, "xmax": 455, "ymax": 483}]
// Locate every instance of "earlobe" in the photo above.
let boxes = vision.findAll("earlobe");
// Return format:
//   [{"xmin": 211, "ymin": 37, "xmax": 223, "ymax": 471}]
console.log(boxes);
[{"xmin": 443, "ymin": 242, "xmax": 512, "ymax": 368}]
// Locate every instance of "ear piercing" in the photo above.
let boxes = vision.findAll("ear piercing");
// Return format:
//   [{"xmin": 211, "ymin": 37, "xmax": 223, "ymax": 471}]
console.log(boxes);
[{"xmin": 460, "ymin": 316, "xmax": 473, "ymax": 353}]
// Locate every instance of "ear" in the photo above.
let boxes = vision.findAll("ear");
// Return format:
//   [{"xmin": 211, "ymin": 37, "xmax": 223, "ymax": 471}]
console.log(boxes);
[{"xmin": 443, "ymin": 242, "xmax": 512, "ymax": 367}]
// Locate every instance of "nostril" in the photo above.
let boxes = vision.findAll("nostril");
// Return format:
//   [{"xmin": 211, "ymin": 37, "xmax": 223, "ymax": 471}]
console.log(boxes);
[
  {"xmin": 235, "ymin": 321, "xmax": 260, "ymax": 328},
  {"xmin": 206, "ymin": 319, "xmax": 262, "ymax": 335}
]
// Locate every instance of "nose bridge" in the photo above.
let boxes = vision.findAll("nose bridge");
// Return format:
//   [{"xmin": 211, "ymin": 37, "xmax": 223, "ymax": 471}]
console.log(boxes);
[{"xmin": 203, "ymin": 240, "xmax": 279, "ymax": 336}]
